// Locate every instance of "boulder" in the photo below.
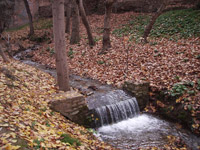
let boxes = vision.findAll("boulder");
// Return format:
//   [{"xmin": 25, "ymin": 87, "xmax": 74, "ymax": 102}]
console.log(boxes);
[{"xmin": 123, "ymin": 81, "xmax": 150, "ymax": 110}]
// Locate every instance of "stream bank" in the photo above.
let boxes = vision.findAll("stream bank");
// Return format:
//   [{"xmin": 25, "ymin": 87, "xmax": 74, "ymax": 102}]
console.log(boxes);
[
  {"xmin": 149, "ymin": 89, "xmax": 200, "ymax": 137},
  {"xmin": 13, "ymin": 47, "xmax": 200, "ymax": 149}
]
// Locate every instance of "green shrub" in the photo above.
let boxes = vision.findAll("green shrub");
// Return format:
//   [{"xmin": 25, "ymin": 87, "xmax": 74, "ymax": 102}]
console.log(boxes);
[{"xmin": 170, "ymin": 83, "xmax": 187, "ymax": 97}]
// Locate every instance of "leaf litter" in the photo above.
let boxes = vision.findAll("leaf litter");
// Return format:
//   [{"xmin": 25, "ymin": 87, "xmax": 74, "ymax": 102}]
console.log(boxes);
[
  {"xmin": 1, "ymin": 10, "xmax": 200, "ymax": 149},
  {"xmin": 0, "ymin": 59, "xmax": 114, "ymax": 149}
]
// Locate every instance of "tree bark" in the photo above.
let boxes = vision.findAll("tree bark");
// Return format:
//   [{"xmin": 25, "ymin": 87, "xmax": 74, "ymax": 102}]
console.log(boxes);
[
  {"xmin": 23, "ymin": 0, "xmax": 34, "ymax": 36},
  {"xmin": 76, "ymin": 0, "xmax": 95, "ymax": 46},
  {"xmin": 65, "ymin": 0, "xmax": 71, "ymax": 34},
  {"xmin": 70, "ymin": 0, "xmax": 80, "ymax": 44},
  {"xmin": 102, "ymin": 0, "xmax": 116, "ymax": 52},
  {"xmin": 143, "ymin": 0, "xmax": 168, "ymax": 43},
  {"xmin": 52, "ymin": 0, "xmax": 70, "ymax": 91},
  {"xmin": 0, "ymin": 44, "xmax": 9, "ymax": 62}
]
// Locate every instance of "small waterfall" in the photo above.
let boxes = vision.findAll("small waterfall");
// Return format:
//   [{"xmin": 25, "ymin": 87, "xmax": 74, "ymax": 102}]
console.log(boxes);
[{"xmin": 95, "ymin": 97, "xmax": 140, "ymax": 127}]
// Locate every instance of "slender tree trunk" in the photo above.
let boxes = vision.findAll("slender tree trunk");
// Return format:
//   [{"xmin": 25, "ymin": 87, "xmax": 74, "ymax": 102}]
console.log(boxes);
[
  {"xmin": 77, "ymin": 0, "xmax": 95, "ymax": 46},
  {"xmin": 143, "ymin": 0, "xmax": 168, "ymax": 43},
  {"xmin": 70, "ymin": 0, "xmax": 80, "ymax": 44},
  {"xmin": 0, "ymin": 44, "xmax": 9, "ymax": 62},
  {"xmin": 65, "ymin": 0, "xmax": 71, "ymax": 34},
  {"xmin": 52, "ymin": 0, "xmax": 70, "ymax": 91},
  {"xmin": 102, "ymin": 0, "xmax": 115, "ymax": 52},
  {"xmin": 23, "ymin": 0, "xmax": 34, "ymax": 36}
]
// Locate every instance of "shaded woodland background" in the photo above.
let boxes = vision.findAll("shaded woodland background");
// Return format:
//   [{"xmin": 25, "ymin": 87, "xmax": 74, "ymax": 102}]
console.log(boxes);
[{"xmin": 9, "ymin": 0, "xmax": 198, "ymax": 28}]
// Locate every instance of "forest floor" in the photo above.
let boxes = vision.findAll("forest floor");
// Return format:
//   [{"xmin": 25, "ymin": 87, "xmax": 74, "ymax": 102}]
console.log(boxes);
[
  {"xmin": 0, "ymin": 59, "xmax": 115, "ymax": 150},
  {"xmin": 0, "ymin": 8, "xmax": 200, "ymax": 149}
]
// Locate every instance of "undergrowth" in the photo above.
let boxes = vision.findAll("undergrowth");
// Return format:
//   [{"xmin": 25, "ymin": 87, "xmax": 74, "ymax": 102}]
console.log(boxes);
[
  {"xmin": 34, "ymin": 19, "xmax": 53, "ymax": 30},
  {"xmin": 113, "ymin": 8, "xmax": 200, "ymax": 41}
]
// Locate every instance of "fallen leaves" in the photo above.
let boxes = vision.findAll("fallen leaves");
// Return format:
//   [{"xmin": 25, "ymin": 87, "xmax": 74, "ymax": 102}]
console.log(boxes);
[
  {"xmin": 0, "ymin": 59, "xmax": 114, "ymax": 149},
  {"xmin": 1, "ymin": 10, "xmax": 199, "ymax": 149},
  {"xmin": 157, "ymin": 100, "xmax": 165, "ymax": 108}
]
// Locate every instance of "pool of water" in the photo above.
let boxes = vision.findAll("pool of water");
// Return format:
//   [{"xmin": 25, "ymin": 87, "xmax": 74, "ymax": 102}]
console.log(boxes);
[{"xmin": 96, "ymin": 114, "xmax": 200, "ymax": 150}]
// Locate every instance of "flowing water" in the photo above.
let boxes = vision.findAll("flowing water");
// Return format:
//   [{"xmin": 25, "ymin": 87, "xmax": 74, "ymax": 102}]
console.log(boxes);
[
  {"xmin": 94, "ymin": 90, "xmax": 200, "ymax": 150},
  {"xmin": 95, "ymin": 98, "xmax": 139, "ymax": 126},
  {"xmin": 96, "ymin": 114, "xmax": 200, "ymax": 150},
  {"xmin": 14, "ymin": 49, "xmax": 200, "ymax": 150}
]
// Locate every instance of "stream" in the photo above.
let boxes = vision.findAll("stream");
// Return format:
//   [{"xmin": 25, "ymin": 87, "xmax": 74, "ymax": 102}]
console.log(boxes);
[
  {"xmin": 14, "ymin": 48, "xmax": 200, "ymax": 150},
  {"xmin": 96, "ymin": 114, "xmax": 200, "ymax": 150}
]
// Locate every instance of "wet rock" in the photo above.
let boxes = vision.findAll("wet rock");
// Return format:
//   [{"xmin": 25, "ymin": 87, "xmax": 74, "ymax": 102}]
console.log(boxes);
[
  {"xmin": 88, "ymin": 85, "xmax": 98, "ymax": 91},
  {"xmin": 79, "ymin": 88, "xmax": 94, "ymax": 96},
  {"xmin": 123, "ymin": 81, "xmax": 150, "ymax": 110}
]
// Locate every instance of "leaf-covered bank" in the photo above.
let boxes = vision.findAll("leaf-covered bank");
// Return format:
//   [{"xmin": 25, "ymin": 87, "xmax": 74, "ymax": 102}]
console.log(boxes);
[{"xmin": 0, "ymin": 59, "xmax": 114, "ymax": 149}]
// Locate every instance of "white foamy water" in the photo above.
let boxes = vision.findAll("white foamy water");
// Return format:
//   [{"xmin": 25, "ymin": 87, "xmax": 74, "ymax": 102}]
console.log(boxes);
[{"xmin": 96, "ymin": 114, "xmax": 200, "ymax": 150}]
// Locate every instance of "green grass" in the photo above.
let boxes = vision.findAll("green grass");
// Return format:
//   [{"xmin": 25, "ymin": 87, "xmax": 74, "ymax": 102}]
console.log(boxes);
[
  {"xmin": 6, "ymin": 23, "xmax": 29, "ymax": 32},
  {"xmin": 113, "ymin": 8, "xmax": 200, "ymax": 41},
  {"xmin": 60, "ymin": 134, "xmax": 81, "ymax": 146}
]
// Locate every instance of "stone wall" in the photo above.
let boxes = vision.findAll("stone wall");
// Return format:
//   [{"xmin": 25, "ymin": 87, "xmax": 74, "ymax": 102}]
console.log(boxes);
[
  {"xmin": 10, "ymin": 0, "xmax": 39, "ymax": 28},
  {"xmin": 48, "ymin": 91, "xmax": 92, "ymax": 127},
  {"xmin": 38, "ymin": 0, "xmax": 52, "ymax": 18},
  {"xmin": 123, "ymin": 81, "xmax": 150, "ymax": 110},
  {"xmin": 10, "ymin": 0, "xmax": 52, "ymax": 28}
]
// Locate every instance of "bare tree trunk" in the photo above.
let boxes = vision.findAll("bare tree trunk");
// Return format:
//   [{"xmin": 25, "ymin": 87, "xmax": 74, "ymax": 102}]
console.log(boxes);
[
  {"xmin": 65, "ymin": 0, "xmax": 71, "ymax": 34},
  {"xmin": 70, "ymin": 0, "xmax": 80, "ymax": 44},
  {"xmin": 0, "ymin": 44, "xmax": 9, "ymax": 62},
  {"xmin": 52, "ymin": 0, "xmax": 70, "ymax": 91},
  {"xmin": 76, "ymin": 0, "xmax": 95, "ymax": 46},
  {"xmin": 102, "ymin": 0, "xmax": 116, "ymax": 52},
  {"xmin": 23, "ymin": 0, "xmax": 34, "ymax": 36},
  {"xmin": 143, "ymin": 0, "xmax": 168, "ymax": 43}
]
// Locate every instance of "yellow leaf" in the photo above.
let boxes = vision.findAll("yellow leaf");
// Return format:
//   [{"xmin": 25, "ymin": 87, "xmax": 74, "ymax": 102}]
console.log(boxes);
[
  {"xmin": 10, "ymin": 139, "xmax": 17, "ymax": 143},
  {"xmin": 10, "ymin": 132, "xmax": 16, "ymax": 138},
  {"xmin": 176, "ymin": 97, "xmax": 182, "ymax": 103},
  {"xmin": 57, "ymin": 131, "xmax": 63, "ymax": 135},
  {"xmin": 0, "ymin": 123, "xmax": 9, "ymax": 127},
  {"xmin": 40, "ymin": 142, "xmax": 45, "ymax": 147},
  {"xmin": 5, "ymin": 143, "xmax": 21, "ymax": 150},
  {"xmin": 157, "ymin": 100, "xmax": 165, "ymax": 108}
]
